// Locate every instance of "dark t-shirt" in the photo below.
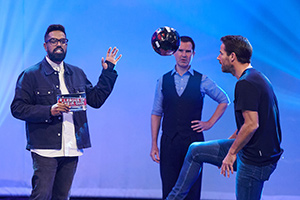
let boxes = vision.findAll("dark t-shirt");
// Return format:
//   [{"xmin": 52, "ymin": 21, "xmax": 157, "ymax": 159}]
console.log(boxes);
[{"xmin": 234, "ymin": 68, "xmax": 283, "ymax": 166}]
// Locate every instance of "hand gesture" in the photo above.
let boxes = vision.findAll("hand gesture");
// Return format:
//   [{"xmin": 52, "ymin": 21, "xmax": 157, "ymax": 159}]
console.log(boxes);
[
  {"xmin": 101, "ymin": 47, "xmax": 122, "ymax": 69},
  {"xmin": 191, "ymin": 120, "xmax": 213, "ymax": 132},
  {"xmin": 220, "ymin": 152, "xmax": 236, "ymax": 178}
]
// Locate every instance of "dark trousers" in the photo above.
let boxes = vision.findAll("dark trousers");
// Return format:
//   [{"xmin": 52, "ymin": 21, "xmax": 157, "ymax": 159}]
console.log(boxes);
[
  {"xmin": 30, "ymin": 152, "xmax": 78, "ymax": 200},
  {"xmin": 160, "ymin": 132, "xmax": 204, "ymax": 200}
]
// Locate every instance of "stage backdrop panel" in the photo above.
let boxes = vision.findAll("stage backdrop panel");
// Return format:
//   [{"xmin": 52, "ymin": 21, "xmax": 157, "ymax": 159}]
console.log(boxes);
[{"xmin": 0, "ymin": 0, "xmax": 299, "ymax": 199}]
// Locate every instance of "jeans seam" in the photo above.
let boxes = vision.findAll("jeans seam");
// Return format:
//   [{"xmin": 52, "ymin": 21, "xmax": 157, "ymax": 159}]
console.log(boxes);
[
  {"xmin": 172, "ymin": 160, "xmax": 194, "ymax": 198},
  {"xmin": 192, "ymin": 152, "xmax": 222, "ymax": 166}
]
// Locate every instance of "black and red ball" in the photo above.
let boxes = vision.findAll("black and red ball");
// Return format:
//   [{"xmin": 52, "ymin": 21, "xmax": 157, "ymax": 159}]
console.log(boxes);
[{"xmin": 151, "ymin": 26, "xmax": 180, "ymax": 56}]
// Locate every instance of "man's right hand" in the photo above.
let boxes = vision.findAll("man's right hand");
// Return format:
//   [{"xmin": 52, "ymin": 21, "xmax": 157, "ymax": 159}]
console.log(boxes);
[
  {"xmin": 51, "ymin": 103, "xmax": 70, "ymax": 116},
  {"xmin": 150, "ymin": 145, "xmax": 160, "ymax": 163}
]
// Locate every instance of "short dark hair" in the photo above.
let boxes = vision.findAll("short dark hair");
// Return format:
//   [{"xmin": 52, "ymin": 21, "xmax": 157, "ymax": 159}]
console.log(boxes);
[
  {"xmin": 44, "ymin": 24, "xmax": 66, "ymax": 42},
  {"xmin": 220, "ymin": 35, "xmax": 252, "ymax": 64},
  {"xmin": 180, "ymin": 36, "xmax": 195, "ymax": 52}
]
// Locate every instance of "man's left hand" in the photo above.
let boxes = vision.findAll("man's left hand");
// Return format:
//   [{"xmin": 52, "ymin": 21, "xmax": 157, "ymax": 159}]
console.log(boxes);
[
  {"xmin": 101, "ymin": 47, "xmax": 122, "ymax": 69},
  {"xmin": 191, "ymin": 120, "xmax": 213, "ymax": 132}
]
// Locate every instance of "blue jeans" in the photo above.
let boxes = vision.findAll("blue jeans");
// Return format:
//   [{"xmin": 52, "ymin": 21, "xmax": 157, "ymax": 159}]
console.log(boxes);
[
  {"xmin": 236, "ymin": 159, "xmax": 276, "ymax": 200},
  {"xmin": 30, "ymin": 153, "xmax": 78, "ymax": 200},
  {"xmin": 166, "ymin": 139, "xmax": 277, "ymax": 200}
]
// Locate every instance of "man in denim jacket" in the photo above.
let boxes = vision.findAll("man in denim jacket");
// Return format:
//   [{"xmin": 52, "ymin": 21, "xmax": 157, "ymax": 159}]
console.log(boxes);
[{"xmin": 11, "ymin": 24, "xmax": 122, "ymax": 200}]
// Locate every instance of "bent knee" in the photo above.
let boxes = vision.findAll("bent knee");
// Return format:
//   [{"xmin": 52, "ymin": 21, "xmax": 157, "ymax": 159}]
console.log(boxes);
[{"xmin": 188, "ymin": 142, "xmax": 204, "ymax": 157}]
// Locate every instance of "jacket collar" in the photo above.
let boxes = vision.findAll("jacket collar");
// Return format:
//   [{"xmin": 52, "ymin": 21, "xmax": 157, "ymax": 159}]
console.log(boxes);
[{"xmin": 41, "ymin": 57, "xmax": 72, "ymax": 76}]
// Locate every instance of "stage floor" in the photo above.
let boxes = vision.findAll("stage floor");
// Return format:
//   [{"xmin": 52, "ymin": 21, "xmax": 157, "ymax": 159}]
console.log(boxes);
[{"xmin": 0, "ymin": 197, "xmax": 161, "ymax": 200}]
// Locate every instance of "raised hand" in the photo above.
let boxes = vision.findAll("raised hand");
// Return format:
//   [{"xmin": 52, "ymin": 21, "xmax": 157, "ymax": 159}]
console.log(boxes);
[{"xmin": 101, "ymin": 47, "xmax": 122, "ymax": 69}]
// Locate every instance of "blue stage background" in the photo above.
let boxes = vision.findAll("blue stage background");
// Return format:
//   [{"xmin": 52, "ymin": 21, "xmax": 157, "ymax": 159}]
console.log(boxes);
[{"xmin": 0, "ymin": 0, "xmax": 299, "ymax": 199}]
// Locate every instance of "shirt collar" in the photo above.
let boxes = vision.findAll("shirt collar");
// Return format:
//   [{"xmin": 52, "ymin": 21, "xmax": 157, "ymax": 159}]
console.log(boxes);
[
  {"xmin": 45, "ymin": 56, "xmax": 64, "ymax": 72},
  {"xmin": 171, "ymin": 66, "xmax": 195, "ymax": 76},
  {"xmin": 246, "ymin": 64, "xmax": 253, "ymax": 69},
  {"xmin": 240, "ymin": 64, "xmax": 253, "ymax": 78}
]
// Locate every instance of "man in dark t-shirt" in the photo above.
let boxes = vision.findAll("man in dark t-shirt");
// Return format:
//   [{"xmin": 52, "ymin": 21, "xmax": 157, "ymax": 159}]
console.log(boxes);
[
  {"xmin": 234, "ymin": 68, "xmax": 282, "ymax": 167},
  {"xmin": 165, "ymin": 35, "xmax": 283, "ymax": 200}
]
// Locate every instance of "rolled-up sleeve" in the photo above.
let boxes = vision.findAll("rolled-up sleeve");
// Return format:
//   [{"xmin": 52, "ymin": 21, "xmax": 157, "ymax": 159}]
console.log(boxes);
[
  {"xmin": 151, "ymin": 77, "xmax": 164, "ymax": 116},
  {"xmin": 201, "ymin": 75, "xmax": 230, "ymax": 104}
]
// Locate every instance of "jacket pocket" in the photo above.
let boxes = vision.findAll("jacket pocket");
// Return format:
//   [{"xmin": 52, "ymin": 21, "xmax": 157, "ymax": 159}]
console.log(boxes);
[{"xmin": 34, "ymin": 88, "xmax": 55, "ymax": 105}]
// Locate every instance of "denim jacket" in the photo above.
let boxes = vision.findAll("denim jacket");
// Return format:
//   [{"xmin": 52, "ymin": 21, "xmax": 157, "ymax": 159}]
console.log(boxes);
[{"xmin": 11, "ymin": 58, "xmax": 118, "ymax": 150}]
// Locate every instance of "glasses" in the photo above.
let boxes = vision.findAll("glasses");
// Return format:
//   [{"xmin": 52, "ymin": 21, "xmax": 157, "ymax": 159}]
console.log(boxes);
[{"xmin": 45, "ymin": 38, "xmax": 69, "ymax": 45}]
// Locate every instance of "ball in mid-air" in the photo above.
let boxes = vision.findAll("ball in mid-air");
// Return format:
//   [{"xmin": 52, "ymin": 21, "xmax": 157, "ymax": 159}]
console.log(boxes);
[{"xmin": 151, "ymin": 26, "xmax": 180, "ymax": 56}]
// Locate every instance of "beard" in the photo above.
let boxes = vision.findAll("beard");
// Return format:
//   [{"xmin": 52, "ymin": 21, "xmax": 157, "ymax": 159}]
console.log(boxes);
[
  {"xmin": 222, "ymin": 64, "xmax": 234, "ymax": 74},
  {"xmin": 221, "ymin": 58, "xmax": 235, "ymax": 74},
  {"xmin": 47, "ymin": 46, "xmax": 67, "ymax": 63}
]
